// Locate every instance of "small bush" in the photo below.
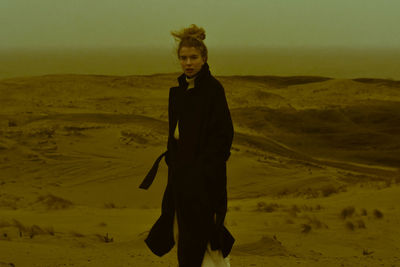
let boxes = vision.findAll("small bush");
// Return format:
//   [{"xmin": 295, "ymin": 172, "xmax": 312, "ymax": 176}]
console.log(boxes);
[
  {"xmin": 287, "ymin": 205, "xmax": 300, "ymax": 217},
  {"xmin": 256, "ymin": 202, "xmax": 279, "ymax": 212},
  {"xmin": 346, "ymin": 221, "xmax": 355, "ymax": 231},
  {"xmin": 356, "ymin": 219, "xmax": 366, "ymax": 229},
  {"xmin": 341, "ymin": 206, "xmax": 355, "ymax": 219},
  {"xmin": 285, "ymin": 219, "xmax": 294, "ymax": 224},
  {"xmin": 96, "ymin": 233, "xmax": 113, "ymax": 243},
  {"xmin": 361, "ymin": 209, "xmax": 368, "ymax": 216},
  {"xmin": 70, "ymin": 231, "xmax": 85, "ymax": 237},
  {"xmin": 307, "ymin": 216, "xmax": 328, "ymax": 229},
  {"xmin": 104, "ymin": 202, "xmax": 117, "ymax": 209},
  {"xmin": 36, "ymin": 194, "xmax": 73, "ymax": 210},
  {"xmin": 320, "ymin": 185, "xmax": 338, "ymax": 197},
  {"xmin": 8, "ymin": 120, "xmax": 17, "ymax": 127},
  {"xmin": 373, "ymin": 209, "xmax": 383, "ymax": 219},
  {"xmin": 315, "ymin": 204, "xmax": 323, "ymax": 210},
  {"xmin": 302, "ymin": 224, "xmax": 312, "ymax": 233},
  {"xmin": 363, "ymin": 249, "xmax": 374, "ymax": 256}
]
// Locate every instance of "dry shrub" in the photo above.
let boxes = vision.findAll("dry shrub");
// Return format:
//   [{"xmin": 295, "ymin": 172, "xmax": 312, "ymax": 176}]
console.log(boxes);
[
  {"xmin": 29, "ymin": 225, "xmax": 55, "ymax": 238},
  {"xmin": 373, "ymin": 209, "xmax": 384, "ymax": 219},
  {"xmin": 120, "ymin": 130, "xmax": 148, "ymax": 145},
  {"xmin": 306, "ymin": 216, "xmax": 328, "ymax": 229},
  {"xmin": 104, "ymin": 202, "xmax": 117, "ymax": 209},
  {"xmin": 285, "ymin": 219, "xmax": 294, "ymax": 224},
  {"xmin": 302, "ymin": 224, "xmax": 312, "ymax": 233},
  {"xmin": 96, "ymin": 233, "xmax": 113, "ymax": 243},
  {"xmin": 70, "ymin": 231, "xmax": 85, "ymax": 237},
  {"xmin": 36, "ymin": 194, "xmax": 73, "ymax": 210},
  {"xmin": 277, "ymin": 188, "xmax": 289, "ymax": 197},
  {"xmin": 11, "ymin": 219, "xmax": 54, "ymax": 238},
  {"xmin": 8, "ymin": 120, "xmax": 17, "ymax": 127},
  {"xmin": 287, "ymin": 205, "xmax": 300, "ymax": 217},
  {"xmin": 256, "ymin": 202, "xmax": 279, "ymax": 212},
  {"xmin": 315, "ymin": 204, "xmax": 323, "ymax": 210},
  {"xmin": 361, "ymin": 209, "xmax": 368, "ymax": 216},
  {"xmin": 291, "ymin": 205, "xmax": 301, "ymax": 213},
  {"xmin": 28, "ymin": 127, "xmax": 55, "ymax": 138},
  {"xmin": 0, "ymin": 194, "xmax": 22, "ymax": 210},
  {"xmin": 384, "ymin": 179, "xmax": 392, "ymax": 188},
  {"xmin": 356, "ymin": 219, "xmax": 366, "ymax": 229},
  {"xmin": 299, "ymin": 188, "xmax": 319, "ymax": 198},
  {"xmin": 29, "ymin": 225, "xmax": 47, "ymax": 238},
  {"xmin": 363, "ymin": 249, "xmax": 374, "ymax": 256},
  {"xmin": 12, "ymin": 219, "xmax": 28, "ymax": 233},
  {"xmin": 231, "ymin": 206, "xmax": 241, "ymax": 211},
  {"xmin": 341, "ymin": 206, "xmax": 355, "ymax": 219},
  {"xmin": 1, "ymin": 232, "xmax": 11, "ymax": 241},
  {"xmin": 320, "ymin": 185, "xmax": 339, "ymax": 197},
  {"xmin": 346, "ymin": 221, "xmax": 355, "ymax": 231}
]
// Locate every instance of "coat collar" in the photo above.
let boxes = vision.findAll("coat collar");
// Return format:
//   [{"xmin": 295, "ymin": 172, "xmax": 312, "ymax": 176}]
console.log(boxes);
[{"xmin": 177, "ymin": 62, "xmax": 211, "ymax": 89}]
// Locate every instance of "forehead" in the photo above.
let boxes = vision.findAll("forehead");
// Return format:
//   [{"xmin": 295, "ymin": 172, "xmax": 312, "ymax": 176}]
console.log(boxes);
[{"xmin": 179, "ymin": 46, "xmax": 202, "ymax": 56}]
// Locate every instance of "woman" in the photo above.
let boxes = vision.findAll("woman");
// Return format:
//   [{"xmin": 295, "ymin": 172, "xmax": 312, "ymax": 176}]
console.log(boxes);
[{"xmin": 140, "ymin": 24, "xmax": 234, "ymax": 267}]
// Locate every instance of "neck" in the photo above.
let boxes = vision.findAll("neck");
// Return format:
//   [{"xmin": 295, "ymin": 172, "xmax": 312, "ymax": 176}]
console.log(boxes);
[{"xmin": 186, "ymin": 74, "xmax": 197, "ymax": 79}]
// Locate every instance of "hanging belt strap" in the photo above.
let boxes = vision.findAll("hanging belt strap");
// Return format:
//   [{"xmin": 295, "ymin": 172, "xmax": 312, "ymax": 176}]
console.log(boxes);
[{"xmin": 139, "ymin": 151, "xmax": 167, "ymax": 190}]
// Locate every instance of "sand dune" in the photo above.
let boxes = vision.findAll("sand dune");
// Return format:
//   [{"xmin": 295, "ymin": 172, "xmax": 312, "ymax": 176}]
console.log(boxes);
[{"xmin": 0, "ymin": 74, "xmax": 399, "ymax": 266}]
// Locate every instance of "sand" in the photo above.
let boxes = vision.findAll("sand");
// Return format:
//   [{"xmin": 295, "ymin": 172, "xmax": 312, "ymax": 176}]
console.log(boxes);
[{"xmin": 0, "ymin": 73, "xmax": 399, "ymax": 266}]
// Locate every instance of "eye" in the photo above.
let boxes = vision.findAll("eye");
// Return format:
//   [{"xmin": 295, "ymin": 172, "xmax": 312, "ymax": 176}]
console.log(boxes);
[{"xmin": 190, "ymin": 56, "xmax": 198, "ymax": 60}]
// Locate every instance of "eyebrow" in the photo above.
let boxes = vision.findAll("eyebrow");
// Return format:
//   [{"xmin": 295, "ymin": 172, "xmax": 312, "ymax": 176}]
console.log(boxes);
[{"xmin": 180, "ymin": 55, "xmax": 199, "ymax": 58}]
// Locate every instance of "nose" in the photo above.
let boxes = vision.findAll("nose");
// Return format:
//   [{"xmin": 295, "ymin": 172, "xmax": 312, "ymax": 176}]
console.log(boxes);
[{"xmin": 185, "ymin": 58, "xmax": 192, "ymax": 65}]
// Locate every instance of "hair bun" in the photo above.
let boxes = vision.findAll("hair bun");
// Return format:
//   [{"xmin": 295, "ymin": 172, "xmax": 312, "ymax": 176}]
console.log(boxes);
[{"xmin": 171, "ymin": 24, "xmax": 206, "ymax": 41}]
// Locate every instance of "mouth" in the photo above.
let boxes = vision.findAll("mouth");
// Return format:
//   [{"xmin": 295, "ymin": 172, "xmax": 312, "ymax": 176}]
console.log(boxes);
[{"xmin": 186, "ymin": 68, "xmax": 194, "ymax": 72}]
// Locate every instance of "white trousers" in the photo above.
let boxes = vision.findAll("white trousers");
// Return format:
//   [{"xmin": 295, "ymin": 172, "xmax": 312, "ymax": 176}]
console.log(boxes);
[{"xmin": 173, "ymin": 212, "xmax": 230, "ymax": 267}]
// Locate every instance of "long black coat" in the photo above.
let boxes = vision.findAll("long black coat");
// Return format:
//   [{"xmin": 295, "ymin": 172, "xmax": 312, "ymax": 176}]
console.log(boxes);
[{"xmin": 139, "ymin": 63, "xmax": 234, "ymax": 266}]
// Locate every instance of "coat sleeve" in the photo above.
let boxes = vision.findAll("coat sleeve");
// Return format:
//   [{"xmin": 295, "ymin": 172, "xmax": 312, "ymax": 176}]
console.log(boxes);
[
  {"xmin": 197, "ymin": 81, "xmax": 233, "ymax": 224},
  {"xmin": 199, "ymin": 81, "xmax": 233, "ymax": 164}
]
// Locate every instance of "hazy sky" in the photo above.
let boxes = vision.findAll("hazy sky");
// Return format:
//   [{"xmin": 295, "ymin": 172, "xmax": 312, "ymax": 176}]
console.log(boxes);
[{"xmin": 1, "ymin": 0, "xmax": 400, "ymax": 49}]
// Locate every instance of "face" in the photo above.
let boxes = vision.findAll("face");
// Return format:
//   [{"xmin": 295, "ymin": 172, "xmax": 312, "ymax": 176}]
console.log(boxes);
[{"xmin": 179, "ymin": 46, "xmax": 205, "ymax": 78}]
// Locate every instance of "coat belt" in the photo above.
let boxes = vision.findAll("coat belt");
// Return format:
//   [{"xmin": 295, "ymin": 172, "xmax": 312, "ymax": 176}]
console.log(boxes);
[{"xmin": 139, "ymin": 151, "xmax": 167, "ymax": 190}]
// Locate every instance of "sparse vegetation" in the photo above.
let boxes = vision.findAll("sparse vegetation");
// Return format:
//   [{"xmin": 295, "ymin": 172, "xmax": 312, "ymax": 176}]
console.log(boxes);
[
  {"xmin": 1, "ymin": 219, "xmax": 56, "ymax": 238},
  {"xmin": 305, "ymin": 216, "xmax": 328, "ymax": 229},
  {"xmin": 345, "ymin": 221, "xmax": 355, "ymax": 231},
  {"xmin": 301, "ymin": 224, "xmax": 312, "ymax": 233},
  {"xmin": 96, "ymin": 233, "xmax": 114, "ymax": 243},
  {"xmin": 363, "ymin": 249, "xmax": 374, "ymax": 256},
  {"xmin": 256, "ymin": 202, "xmax": 279, "ymax": 212},
  {"xmin": 320, "ymin": 185, "xmax": 340, "ymax": 197},
  {"xmin": 361, "ymin": 209, "xmax": 368, "ymax": 216},
  {"xmin": 285, "ymin": 219, "xmax": 294, "ymax": 224},
  {"xmin": 1, "ymin": 71, "xmax": 400, "ymax": 266},
  {"xmin": 70, "ymin": 231, "xmax": 85, "ymax": 237},
  {"xmin": 104, "ymin": 202, "xmax": 117, "ymax": 209},
  {"xmin": 373, "ymin": 209, "xmax": 383, "ymax": 219},
  {"xmin": 36, "ymin": 194, "xmax": 73, "ymax": 210},
  {"xmin": 341, "ymin": 206, "xmax": 355, "ymax": 219},
  {"xmin": 229, "ymin": 205, "xmax": 241, "ymax": 211},
  {"xmin": 8, "ymin": 120, "xmax": 17, "ymax": 127},
  {"xmin": 356, "ymin": 219, "xmax": 366, "ymax": 229}
]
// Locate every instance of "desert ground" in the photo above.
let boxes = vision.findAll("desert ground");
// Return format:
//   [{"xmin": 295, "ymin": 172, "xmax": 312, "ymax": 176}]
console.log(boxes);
[{"xmin": 0, "ymin": 73, "xmax": 399, "ymax": 266}]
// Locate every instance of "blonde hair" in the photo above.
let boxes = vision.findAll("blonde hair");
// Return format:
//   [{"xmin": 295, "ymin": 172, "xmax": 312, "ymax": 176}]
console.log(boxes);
[{"xmin": 171, "ymin": 24, "xmax": 208, "ymax": 62}]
